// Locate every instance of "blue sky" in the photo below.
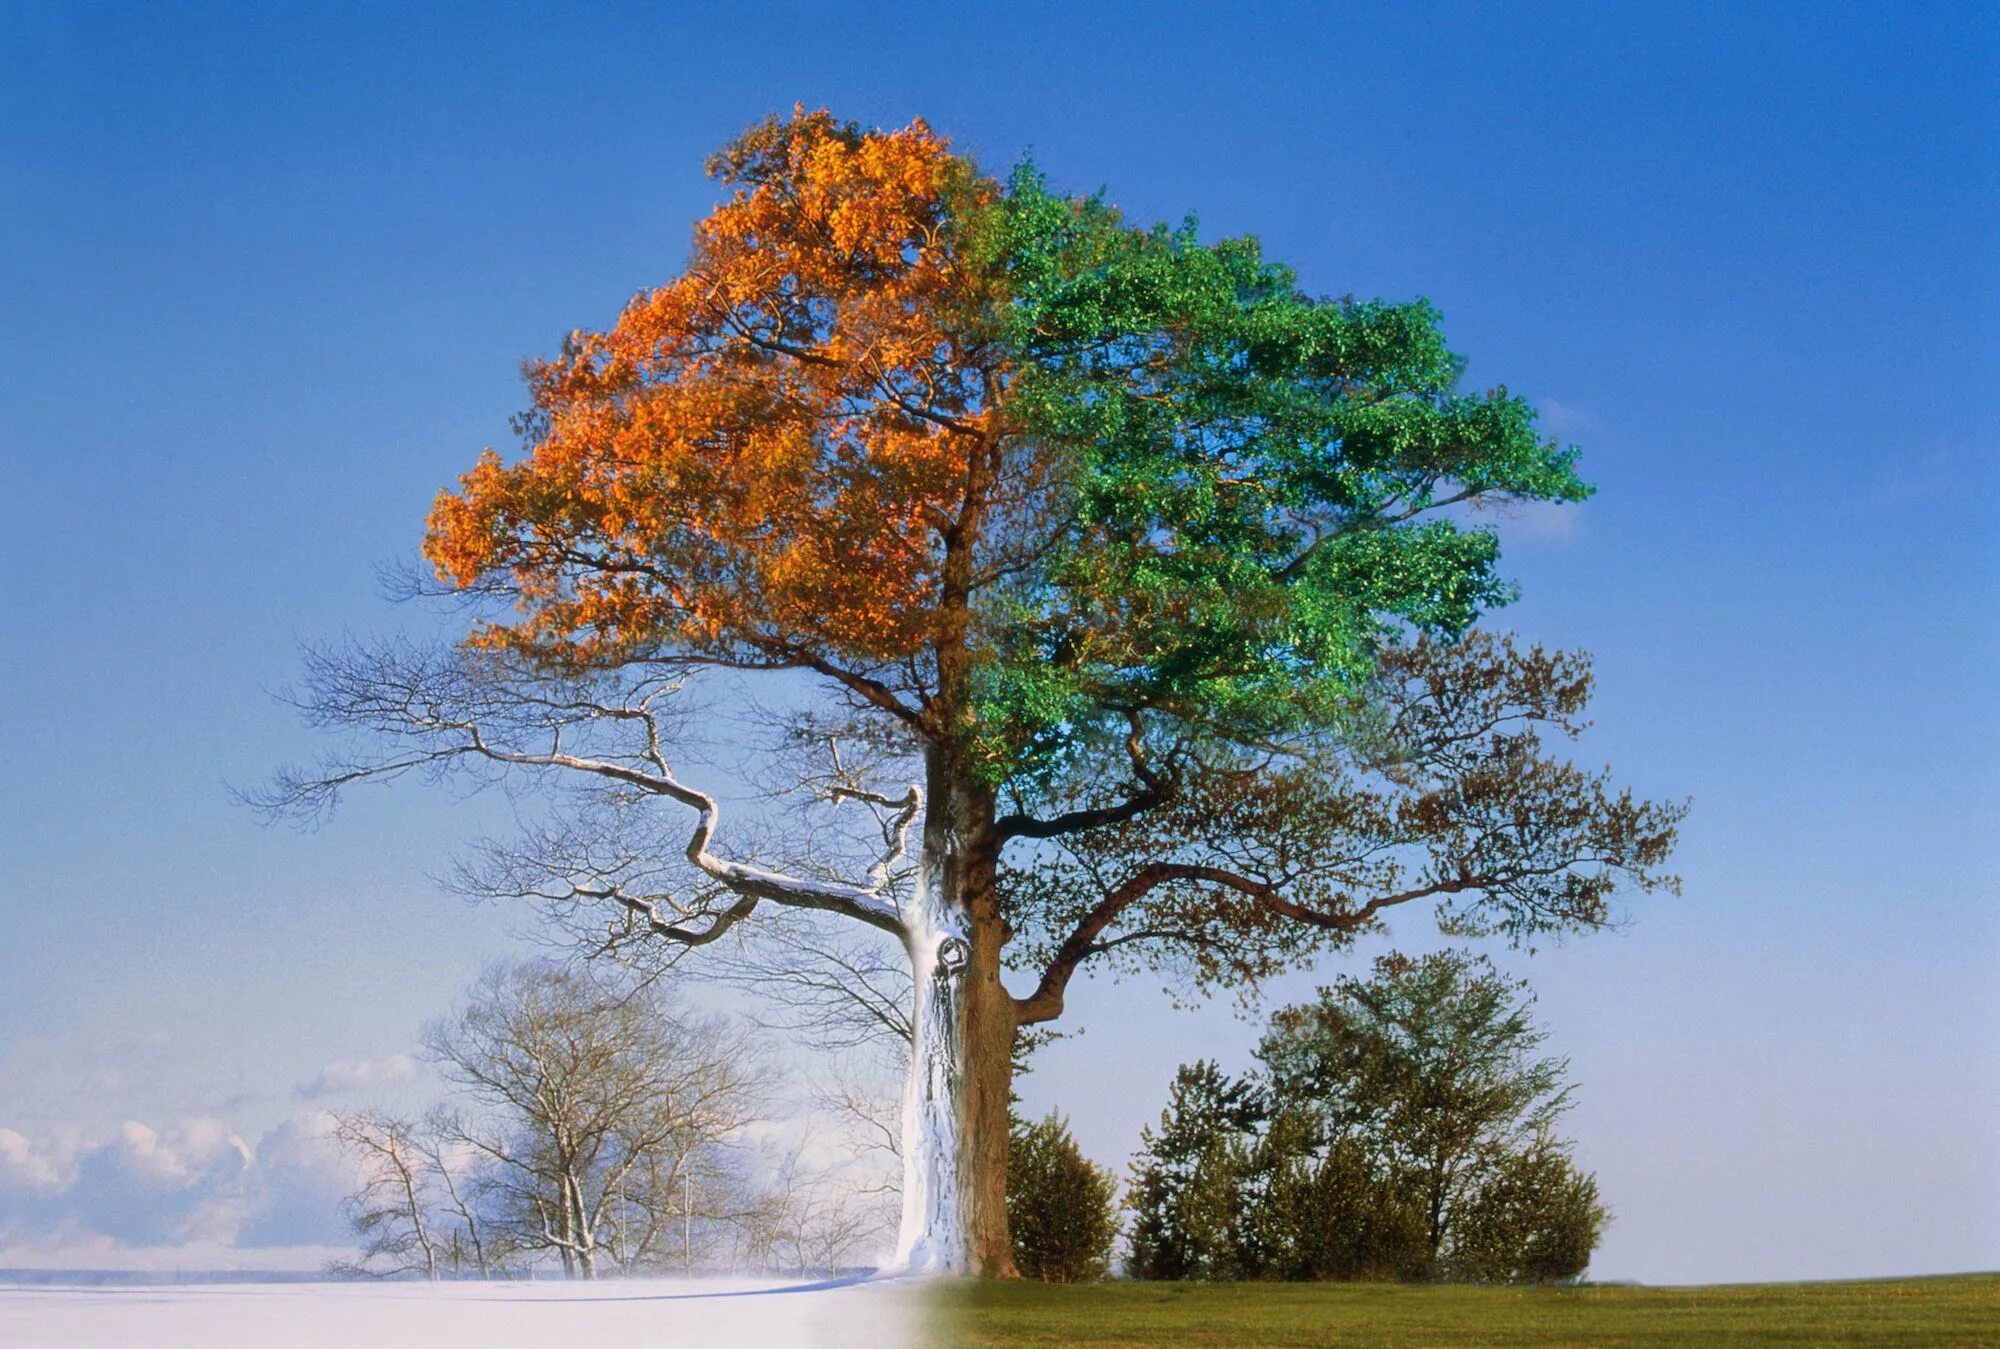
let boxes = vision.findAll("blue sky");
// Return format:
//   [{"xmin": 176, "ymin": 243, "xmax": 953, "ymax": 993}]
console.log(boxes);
[{"xmin": 2, "ymin": 1, "xmax": 1994, "ymax": 1281}]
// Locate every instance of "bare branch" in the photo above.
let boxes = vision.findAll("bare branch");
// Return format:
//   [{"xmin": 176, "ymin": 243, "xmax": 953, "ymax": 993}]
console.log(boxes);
[{"xmin": 249, "ymin": 639, "xmax": 912, "ymax": 939}]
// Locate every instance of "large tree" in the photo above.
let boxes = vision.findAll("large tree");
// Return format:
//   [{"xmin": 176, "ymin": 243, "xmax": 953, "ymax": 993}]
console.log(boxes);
[{"xmin": 263, "ymin": 108, "xmax": 1681, "ymax": 1277}]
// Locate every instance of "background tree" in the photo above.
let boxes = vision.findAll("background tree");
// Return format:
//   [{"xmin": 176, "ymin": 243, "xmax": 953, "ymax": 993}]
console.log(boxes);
[
  {"xmin": 1250, "ymin": 950, "xmax": 1606, "ymax": 1282},
  {"xmin": 422, "ymin": 961, "xmax": 762, "ymax": 1278},
  {"xmin": 406, "ymin": 1109, "xmax": 503, "ymax": 1278},
  {"xmin": 1235, "ymin": 1108, "xmax": 1428, "ymax": 1281},
  {"xmin": 1124, "ymin": 1061, "xmax": 1260, "ymax": 1281},
  {"xmin": 327, "ymin": 962, "xmax": 896, "ymax": 1280},
  {"xmin": 1007, "ymin": 1111, "xmax": 1119, "ymax": 1283},
  {"xmin": 330, "ymin": 1107, "xmax": 520, "ymax": 1281},
  {"xmin": 1447, "ymin": 1130, "xmax": 1607, "ymax": 1284},
  {"xmin": 327, "ymin": 1112, "xmax": 443, "ymax": 1281},
  {"xmin": 745, "ymin": 1137, "xmax": 899, "ymax": 1275},
  {"xmin": 261, "ymin": 106, "xmax": 1680, "ymax": 1276},
  {"xmin": 1126, "ymin": 955, "xmax": 1606, "ymax": 1284}
]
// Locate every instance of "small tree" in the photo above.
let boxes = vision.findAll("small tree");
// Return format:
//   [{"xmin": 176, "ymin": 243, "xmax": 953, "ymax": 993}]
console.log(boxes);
[
  {"xmin": 1124, "ymin": 1062, "xmax": 1260, "ymax": 1281},
  {"xmin": 1237, "ymin": 1109, "xmax": 1427, "ymax": 1281},
  {"xmin": 328, "ymin": 1112, "xmax": 441, "ymax": 1281},
  {"xmin": 1448, "ymin": 1130, "xmax": 1606, "ymax": 1284},
  {"xmin": 1007, "ymin": 1112, "xmax": 1118, "ymax": 1282},
  {"xmin": 329, "ymin": 1109, "xmax": 520, "ymax": 1280},
  {"xmin": 737, "ymin": 1139, "xmax": 891, "ymax": 1276},
  {"xmin": 1253, "ymin": 950, "xmax": 1603, "ymax": 1282}
]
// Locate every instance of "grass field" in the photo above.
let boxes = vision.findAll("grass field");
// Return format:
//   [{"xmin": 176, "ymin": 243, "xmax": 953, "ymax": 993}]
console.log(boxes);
[{"xmin": 926, "ymin": 1273, "xmax": 2000, "ymax": 1347}]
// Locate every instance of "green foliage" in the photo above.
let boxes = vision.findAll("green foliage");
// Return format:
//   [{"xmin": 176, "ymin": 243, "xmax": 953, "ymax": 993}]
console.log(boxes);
[
  {"xmin": 1123, "ymin": 1061, "xmax": 1261, "ymax": 1281},
  {"xmin": 1238, "ymin": 1113, "xmax": 1430, "ymax": 1282},
  {"xmin": 1258, "ymin": 950, "xmax": 1571, "ymax": 1170},
  {"xmin": 1007, "ymin": 1111, "xmax": 1120, "ymax": 1283},
  {"xmin": 1250, "ymin": 951, "xmax": 1602, "ymax": 1284},
  {"xmin": 1450, "ymin": 1133, "xmax": 1608, "ymax": 1285},
  {"xmin": 966, "ymin": 163, "xmax": 1593, "ymax": 777},
  {"xmin": 1126, "ymin": 954, "xmax": 1607, "ymax": 1284}
]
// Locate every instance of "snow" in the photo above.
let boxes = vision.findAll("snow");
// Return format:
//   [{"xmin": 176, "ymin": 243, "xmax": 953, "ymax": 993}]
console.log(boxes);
[
  {"xmin": 0, "ymin": 1273, "xmax": 925, "ymax": 1349},
  {"xmin": 894, "ymin": 897, "xmax": 969, "ymax": 1273}
]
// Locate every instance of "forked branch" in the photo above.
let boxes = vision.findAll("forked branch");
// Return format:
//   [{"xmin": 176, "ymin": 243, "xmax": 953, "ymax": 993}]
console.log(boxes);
[{"xmin": 250, "ymin": 640, "xmax": 914, "ymax": 940}]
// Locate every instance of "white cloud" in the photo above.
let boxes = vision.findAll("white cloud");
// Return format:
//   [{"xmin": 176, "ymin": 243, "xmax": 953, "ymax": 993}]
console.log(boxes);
[
  {"xmin": 59, "ymin": 1118, "xmax": 256, "ymax": 1245},
  {"xmin": 105, "ymin": 1119, "xmax": 252, "ymax": 1189},
  {"xmin": 238, "ymin": 1113, "xmax": 358, "ymax": 1248},
  {"xmin": 295, "ymin": 1053, "xmax": 419, "ymax": 1100},
  {"xmin": 0, "ymin": 1127, "xmax": 76, "ymax": 1194},
  {"xmin": 0, "ymin": 1113, "xmax": 358, "ymax": 1257}
]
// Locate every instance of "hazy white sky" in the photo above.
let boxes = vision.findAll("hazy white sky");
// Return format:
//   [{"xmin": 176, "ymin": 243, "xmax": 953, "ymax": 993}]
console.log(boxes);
[{"xmin": 3, "ymin": 1, "xmax": 1994, "ymax": 1282}]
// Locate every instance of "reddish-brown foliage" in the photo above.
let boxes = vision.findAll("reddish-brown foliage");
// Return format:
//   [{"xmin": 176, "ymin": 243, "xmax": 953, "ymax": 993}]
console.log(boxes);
[{"xmin": 424, "ymin": 109, "xmax": 1001, "ymax": 666}]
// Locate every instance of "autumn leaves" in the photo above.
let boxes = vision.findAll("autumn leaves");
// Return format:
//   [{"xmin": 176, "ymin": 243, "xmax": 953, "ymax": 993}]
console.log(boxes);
[{"xmin": 424, "ymin": 110, "xmax": 998, "ymax": 667}]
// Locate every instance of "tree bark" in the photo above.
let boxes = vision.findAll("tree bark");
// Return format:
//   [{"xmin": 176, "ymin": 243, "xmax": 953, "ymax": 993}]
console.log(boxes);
[
  {"xmin": 574, "ymin": 1173, "xmax": 600, "ymax": 1280},
  {"xmin": 958, "ymin": 894, "xmax": 1020, "ymax": 1278},
  {"xmin": 894, "ymin": 882, "xmax": 968, "ymax": 1272},
  {"xmin": 893, "ymin": 750, "xmax": 1020, "ymax": 1277}
]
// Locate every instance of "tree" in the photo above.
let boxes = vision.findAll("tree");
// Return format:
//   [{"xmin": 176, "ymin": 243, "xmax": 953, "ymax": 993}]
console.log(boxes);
[
  {"xmin": 328, "ymin": 1112, "xmax": 443, "ymax": 1281},
  {"xmin": 1251, "ymin": 950, "xmax": 1607, "ymax": 1282},
  {"xmin": 1128, "ymin": 955, "xmax": 1607, "ymax": 1284},
  {"xmin": 1124, "ymin": 1061, "xmax": 1260, "ymax": 1281},
  {"xmin": 1007, "ymin": 1111, "xmax": 1118, "ymax": 1282},
  {"xmin": 329, "ymin": 1108, "xmax": 516, "ymax": 1280},
  {"xmin": 746, "ymin": 1136, "xmax": 899, "ymax": 1276},
  {"xmin": 260, "ymin": 107, "xmax": 1682, "ymax": 1276},
  {"xmin": 422, "ymin": 961, "xmax": 761, "ymax": 1278},
  {"xmin": 1236, "ymin": 1108, "xmax": 1428, "ymax": 1281},
  {"xmin": 1448, "ymin": 1130, "xmax": 1607, "ymax": 1284}
]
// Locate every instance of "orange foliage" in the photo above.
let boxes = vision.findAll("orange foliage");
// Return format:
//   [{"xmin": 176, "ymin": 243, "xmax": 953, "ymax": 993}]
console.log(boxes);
[{"xmin": 424, "ymin": 108, "xmax": 1003, "ymax": 665}]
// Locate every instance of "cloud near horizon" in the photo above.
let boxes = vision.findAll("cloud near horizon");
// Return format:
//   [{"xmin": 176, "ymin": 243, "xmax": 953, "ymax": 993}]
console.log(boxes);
[{"xmin": 0, "ymin": 1113, "xmax": 357, "ymax": 1263}]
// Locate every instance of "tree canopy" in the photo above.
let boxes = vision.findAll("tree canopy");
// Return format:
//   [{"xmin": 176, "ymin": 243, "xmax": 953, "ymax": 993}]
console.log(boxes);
[
  {"xmin": 390, "ymin": 106, "xmax": 1677, "ymax": 999},
  {"xmin": 422, "ymin": 107, "xmax": 1586, "ymax": 772}
]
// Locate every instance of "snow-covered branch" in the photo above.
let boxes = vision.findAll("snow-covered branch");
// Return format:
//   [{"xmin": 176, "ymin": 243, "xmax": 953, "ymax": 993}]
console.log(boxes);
[{"xmin": 248, "ymin": 639, "xmax": 915, "ymax": 939}]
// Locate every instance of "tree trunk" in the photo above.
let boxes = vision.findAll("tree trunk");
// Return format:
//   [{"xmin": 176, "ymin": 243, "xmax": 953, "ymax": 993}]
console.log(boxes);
[
  {"xmin": 570, "ymin": 1174, "xmax": 598, "ymax": 1280},
  {"xmin": 893, "ymin": 759, "xmax": 1020, "ymax": 1278},
  {"xmin": 894, "ymin": 887, "xmax": 967, "ymax": 1272},
  {"xmin": 958, "ymin": 900, "xmax": 1020, "ymax": 1278}
]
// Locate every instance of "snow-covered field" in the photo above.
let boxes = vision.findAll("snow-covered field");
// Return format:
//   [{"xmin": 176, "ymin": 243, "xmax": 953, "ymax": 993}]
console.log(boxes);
[{"xmin": 0, "ymin": 1273, "xmax": 925, "ymax": 1348}]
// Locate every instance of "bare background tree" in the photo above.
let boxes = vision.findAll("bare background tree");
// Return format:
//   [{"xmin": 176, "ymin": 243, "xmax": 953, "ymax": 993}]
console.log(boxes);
[
  {"xmin": 327, "ymin": 957, "xmax": 905, "ymax": 1279},
  {"xmin": 424, "ymin": 961, "xmax": 762, "ymax": 1279},
  {"xmin": 329, "ymin": 1108, "xmax": 514, "ymax": 1280},
  {"xmin": 327, "ymin": 1112, "xmax": 443, "ymax": 1281},
  {"xmin": 330, "ymin": 961, "xmax": 763, "ymax": 1278}
]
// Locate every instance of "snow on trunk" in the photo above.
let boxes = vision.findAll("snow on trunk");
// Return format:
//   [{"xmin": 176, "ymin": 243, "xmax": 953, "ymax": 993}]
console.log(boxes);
[{"xmin": 892, "ymin": 879, "xmax": 969, "ymax": 1274}]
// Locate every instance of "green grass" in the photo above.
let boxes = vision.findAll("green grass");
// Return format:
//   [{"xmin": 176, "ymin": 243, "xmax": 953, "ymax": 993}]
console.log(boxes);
[{"xmin": 923, "ymin": 1273, "xmax": 2000, "ymax": 1347}]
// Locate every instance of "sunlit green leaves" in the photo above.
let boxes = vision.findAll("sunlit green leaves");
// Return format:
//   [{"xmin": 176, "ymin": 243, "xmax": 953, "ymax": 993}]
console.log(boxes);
[{"xmin": 964, "ymin": 166, "xmax": 1590, "ymax": 778}]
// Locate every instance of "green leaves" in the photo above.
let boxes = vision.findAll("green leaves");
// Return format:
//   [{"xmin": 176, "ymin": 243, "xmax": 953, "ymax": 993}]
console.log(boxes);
[
  {"xmin": 1244, "ymin": 951, "xmax": 1604, "ymax": 1282},
  {"xmin": 1124, "ymin": 1061, "xmax": 1264, "ymax": 1281},
  {"xmin": 1008, "ymin": 1111, "xmax": 1121, "ymax": 1282},
  {"xmin": 964, "ymin": 164, "xmax": 1592, "ymax": 773}
]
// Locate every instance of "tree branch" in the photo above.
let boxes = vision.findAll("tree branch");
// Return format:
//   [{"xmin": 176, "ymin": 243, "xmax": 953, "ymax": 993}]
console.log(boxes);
[{"xmin": 1015, "ymin": 862, "xmax": 1294, "ymax": 1025}]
